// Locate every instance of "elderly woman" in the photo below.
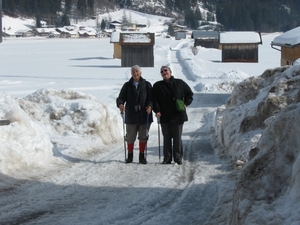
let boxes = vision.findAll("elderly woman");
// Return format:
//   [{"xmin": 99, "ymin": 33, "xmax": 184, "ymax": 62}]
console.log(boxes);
[{"xmin": 116, "ymin": 65, "xmax": 153, "ymax": 164}]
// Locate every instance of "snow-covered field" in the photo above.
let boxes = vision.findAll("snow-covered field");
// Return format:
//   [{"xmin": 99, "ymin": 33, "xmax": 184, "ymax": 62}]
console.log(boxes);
[{"xmin": 1, "ymin": 9, "xmax": 299, "ymax": 225}]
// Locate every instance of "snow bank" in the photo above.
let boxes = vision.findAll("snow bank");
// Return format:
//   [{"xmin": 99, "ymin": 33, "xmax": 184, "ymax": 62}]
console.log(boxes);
[
  {"xmin": 0, "ymin": 89, "xmax": 122, "ymax": 175},
  {"xmin": 212, "ymin": 60, "xmax": 300, "ymax": 224},
  {"xmin": 0, "ymin": 91, "xmax": 53, "ymax": 174}
]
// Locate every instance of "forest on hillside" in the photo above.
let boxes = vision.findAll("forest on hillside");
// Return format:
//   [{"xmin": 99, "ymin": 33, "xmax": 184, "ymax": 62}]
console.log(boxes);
[
  {"xmin": 215, "ymin": 0, "xmax": 300, "ymax": 32},
  {"xmin": 2, "ymin": 0, "xmax": 300, "ymax": 32}
]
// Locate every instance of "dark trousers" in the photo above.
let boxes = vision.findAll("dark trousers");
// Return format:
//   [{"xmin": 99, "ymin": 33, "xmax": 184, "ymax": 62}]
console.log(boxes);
[{"xmin": 161, "ymin": 123, "xmax": 183, "ymax": 162}]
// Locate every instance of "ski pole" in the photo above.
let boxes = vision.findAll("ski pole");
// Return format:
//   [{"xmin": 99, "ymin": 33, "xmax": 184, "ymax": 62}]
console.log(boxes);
[
  {"xmin": 157, "ymin": 116, "xmax": 161, "ymax": 163},
  {"xmin": 121, "ymin": 112, "xmax": 126, "ymax": 162}
]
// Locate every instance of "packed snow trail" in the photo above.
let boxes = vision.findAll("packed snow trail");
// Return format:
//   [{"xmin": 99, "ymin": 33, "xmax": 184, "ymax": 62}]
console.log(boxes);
[
  {"xmin": 0, "ymin": 92, "xmax": 234, "ymax": 225},
  {"xmin": 0, "ymin": 37, "xmax": 238, "ymax": 225}
]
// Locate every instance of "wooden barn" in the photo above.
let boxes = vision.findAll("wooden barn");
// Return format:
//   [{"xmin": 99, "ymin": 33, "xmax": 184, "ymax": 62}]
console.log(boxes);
[
  {"xmin": 219, "ymin": 31, "xmax": 262, "ymax": 62},
  {"xmin": 191, "ymin": 30, "xmax": 219, "ymax": 48},
  {"xmin": 271, "ymin": 26, "xmax": 300, "ymax": 66},
  {"xmin": 119, "ymin": 32, "xmax": 155, "ymax": 67},
  {"xmin": 110, "ymin": 31, "xmax": 121, "ymax": 59}
]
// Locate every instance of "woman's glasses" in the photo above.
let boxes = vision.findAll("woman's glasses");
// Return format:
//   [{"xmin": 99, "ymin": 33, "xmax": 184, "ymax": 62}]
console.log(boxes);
[{"xmin": 160, "ymin": 69, "xmax": 168, "ymax": 73}]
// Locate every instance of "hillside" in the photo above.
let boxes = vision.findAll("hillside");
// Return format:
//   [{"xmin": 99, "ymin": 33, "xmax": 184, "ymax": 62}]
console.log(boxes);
[{"xmin": 2, "ymin": 0, "xmax": 300, "ymax": 32}]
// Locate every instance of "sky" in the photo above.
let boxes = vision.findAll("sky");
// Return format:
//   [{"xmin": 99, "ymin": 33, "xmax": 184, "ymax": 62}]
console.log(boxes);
[{"xmin": 1, "ymin": 9, "xmax": 299, "ymax": 225}]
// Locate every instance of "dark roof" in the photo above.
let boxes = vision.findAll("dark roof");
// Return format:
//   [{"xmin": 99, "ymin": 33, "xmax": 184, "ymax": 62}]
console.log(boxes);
[{"xmin": 191, "ymin": 30, "xmax": 219, "ymax": 39}]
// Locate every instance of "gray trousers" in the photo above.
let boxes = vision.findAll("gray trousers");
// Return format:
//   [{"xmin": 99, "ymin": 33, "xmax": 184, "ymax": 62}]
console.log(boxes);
[
  {"xmin": 161, "ymin": 123, "xmax": 183, "ymax": 162},
  {"xmin": 125, "ymin": 124, "xmax": 149, "ymax": 143}
]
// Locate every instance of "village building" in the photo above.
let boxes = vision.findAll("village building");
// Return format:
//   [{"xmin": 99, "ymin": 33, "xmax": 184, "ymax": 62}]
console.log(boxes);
[
  {"xmin": 109, "ymin": 20, "xmax": 122, "ymax": 30},
  {"xmin": 78, "ymin": 26, "xmax": 97, "ymax": 38},
  {"xmin": 191, "ymin": 30, "xmax": 219, "ymax": 49},
  {"xmin": 136, "ymin": 24, "xmax": 147, "ymax": 29},
  {"xmin": 219, "ymin": 31, "xmax": 262, "ymax": 62},
  {"xmin": 171, "ymin": 24, "xmax": 188, "ymax": 40},
  {"xmin": 56, "ymin": 26, "xmax": 79, "ymax": 38},
  {"xmin": 119, "ymin": 32, "xmax": 155, "ymax": 67},
  {"xmin": 174, "ymin": 29, "xmax": 187, "ymax": 40},
  {"xmin": 110, "ymin": 31, "xmax": 121, "ymax": 59},
  {"xmin": 15, "ymin": 29, "xmax": 34, "ymax": 37},
  {"xmin": 35, "ymin": 28, "xmax": 57, "ymax": 37},
  {"xmin": 271, "ymin": 26, "xmax": 300, "ymax": 66},
  {"xmin": 47, "ymin": 31, "xmax": 61, "ymax": 38}
]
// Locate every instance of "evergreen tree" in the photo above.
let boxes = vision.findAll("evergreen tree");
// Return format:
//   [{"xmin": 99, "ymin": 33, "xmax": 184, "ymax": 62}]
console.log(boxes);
[
  {"xmin": 77, "ymin": 0, "xmax": 87, "ymax": 16},
  {"xmin": 87, "ymin": 0, "xmax": 94, "ymax": 15},
  {"xmin": 100, "ymin": 19, "xmax": 106, "ymax": 30},
  {"xmin": 36, "ymin": 14, "xmax": 42, "ymax": 28},
  {"xmin": 167, "ymin": 24, "xmax": 175, "ymax": 36},
  {"xmin": 184, "ymin": 10, "xmax": 198, "ymax": 30},
  {"xmin": 65, "ymin": 0, "xmax": 72, "ymax": 14},
  {"xmin": 61, "ymin": 14, "xmax": 71, "ymax": 26}
]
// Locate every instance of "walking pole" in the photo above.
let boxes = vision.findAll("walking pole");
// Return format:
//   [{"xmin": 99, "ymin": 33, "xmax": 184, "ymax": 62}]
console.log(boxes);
[
  {"xmin": 157, "ymin": 116, "xmax": 161, "ymax": 163},
  {"xmin": 145, "ymin": 113, "xmax": 150, "ymax": 160},
  {"xmin": 121, "ymin": 112, "xmax": 126, "ymax": 162}
]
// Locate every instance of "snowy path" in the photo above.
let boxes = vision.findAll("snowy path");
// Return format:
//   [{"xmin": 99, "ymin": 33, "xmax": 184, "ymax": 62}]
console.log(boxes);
[
  {"xmin": 0, "ymin": 38, "xmax": 237, "ymax": 225},
  {"xmin": 0, "ymin": 94, "xmax": 233, "ymax": 225}
]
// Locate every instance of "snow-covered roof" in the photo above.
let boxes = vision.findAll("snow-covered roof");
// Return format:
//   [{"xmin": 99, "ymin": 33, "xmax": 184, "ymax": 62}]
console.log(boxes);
[
  {"xmin": 271, "ymin": 26, "xmax": 300, "ymax": 47},
  {"xmin": 123, "ymin": 33, "xmax": 151, "ymax": 43},
  {"xmin": 35, "ymin": 28, "xmax": 57, "ymax": 33},
  {"xmin": 15, "ymin": 29, "xmax": 32, "ymax": 34},
  {"xmin": 110, "ymin": 31, "xmax": 120, "ymax": 43},
  {"xmin": 78, "ymin": 28, "xmax": 97, "ymax": 36},
  {"xmin": 120, "ymin": 32, "xmax": 154, "ymax": 44},
  {"xmin": 220, "ymin": 31, "xmax": 262, "ymax": 44}
]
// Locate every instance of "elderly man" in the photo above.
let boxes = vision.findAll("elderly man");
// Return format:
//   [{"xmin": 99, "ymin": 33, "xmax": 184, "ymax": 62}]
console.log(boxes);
[
  {"xmin": 116, "ymin": 65, "xmax": 153, "ymax": 164},
  {"xmin": 153, "ymin": 66, "xmax": 193, "ymax": 165}
]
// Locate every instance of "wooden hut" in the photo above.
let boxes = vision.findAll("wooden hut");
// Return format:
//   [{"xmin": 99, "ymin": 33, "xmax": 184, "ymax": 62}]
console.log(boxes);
[
  {"xmin": 175, "ymin": 30, "xmax": 187, "ymax": 40},
  {"xmin": 191, "ymin": 30, "xmax": 219, "ymax": 48},
  {"xmin": 271, "ymin": 26, "xmax": 300, "ymax": 66},
  {"xmin": 219, "ymin": 31, "xmax": 262, "ymax": 62},
  {"xmin": 119, "ymin": 32, "xmax": 155, "ymax": 67},
  {"xmin": 110, "ymin": 31, "xmax": 121, "ymax": 59}
]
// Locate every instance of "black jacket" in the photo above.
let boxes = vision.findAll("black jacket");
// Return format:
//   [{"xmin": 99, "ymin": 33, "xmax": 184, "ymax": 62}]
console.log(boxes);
[
  {"xmin": 116, "ymin": 77, "xmax": 153, "ymax": 125},
  {"xmin": 153, "ymin": 76, "xmax": 193, "ymax": 124}
]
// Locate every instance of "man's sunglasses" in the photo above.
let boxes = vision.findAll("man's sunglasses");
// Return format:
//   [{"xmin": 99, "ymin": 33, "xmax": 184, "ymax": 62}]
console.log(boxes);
[{"xmin": 160, "ymin": 69, "xmax": 168, "ymax": 73}]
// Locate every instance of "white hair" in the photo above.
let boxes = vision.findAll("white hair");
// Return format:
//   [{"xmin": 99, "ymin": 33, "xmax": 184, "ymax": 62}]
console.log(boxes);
[{"xmin": 131, "ymin": 65, "xmax": 141, "ymax": 72}]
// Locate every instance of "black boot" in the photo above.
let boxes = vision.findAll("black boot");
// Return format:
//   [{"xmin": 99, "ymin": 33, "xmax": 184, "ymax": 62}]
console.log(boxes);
[
  {"xmin": 139, "ymin": 152, "xmax": 147, "ymax": 164},
  {"xmin": 126, "ymin": 152, "xmax": 133, "ymax": 163}
]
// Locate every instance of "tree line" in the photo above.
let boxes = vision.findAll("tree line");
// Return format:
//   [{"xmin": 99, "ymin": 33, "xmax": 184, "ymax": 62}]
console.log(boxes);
[
  {"xmin": 2, "ymin": 0, "xmax": 300, "ymax": 32},
  {"xmin": 215, "ymin": 0, "xmax": 300, "ymax": 32},
  {"xmin": 2, "ymin": 0, "xmax": 96, "ymax": 27}
]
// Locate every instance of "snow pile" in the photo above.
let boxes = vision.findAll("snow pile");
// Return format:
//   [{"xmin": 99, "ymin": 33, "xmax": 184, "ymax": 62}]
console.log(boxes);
[
  {"xmin": 0, "ymin": 91, "xmax": 53, "ymax": 174},
  {"xmin": 212, "ymin": 60, "xmax": 300, "ymax": 224},
  {"xmin": 179, "ymin": 43, "xmax": 251, "ymax": 93},
  {"xmin": 0, "ymin": 89, "xmax": 122, "ymax": 174}
]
